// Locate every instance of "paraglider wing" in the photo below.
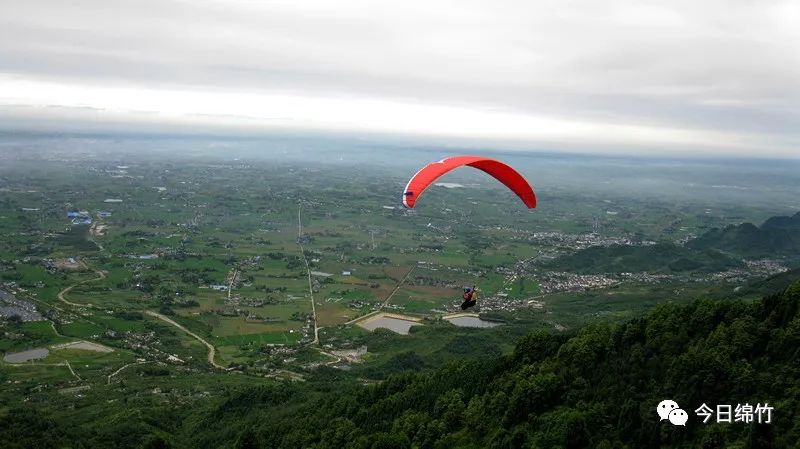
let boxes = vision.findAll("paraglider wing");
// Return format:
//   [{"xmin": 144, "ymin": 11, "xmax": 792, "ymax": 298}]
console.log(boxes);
[{"xmin": 402, "ymin": 156, "xmax": 537, "ymax": 208}]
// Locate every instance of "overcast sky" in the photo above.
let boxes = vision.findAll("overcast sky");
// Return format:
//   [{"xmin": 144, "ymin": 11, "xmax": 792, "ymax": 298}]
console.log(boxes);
[{"xmin": 0, "ymin": 0, "xmax": 798, "ymax": 157}]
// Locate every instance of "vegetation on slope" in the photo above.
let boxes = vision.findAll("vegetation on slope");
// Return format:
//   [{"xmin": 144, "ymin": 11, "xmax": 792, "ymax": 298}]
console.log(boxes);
[
  {"xmin": 4, "ymin": 281, "xmax": 799, "ymax": 448},
  {"xmin": 688, "ymin": 212, "xmax": 800, "ymax": 259},
  {"xmin": 184, "ymin": 281, "xmax": 800, "ymax": 449},
  {"xmin": 546, "ymin": 242, "xmax": 744, "ymax": 275}
]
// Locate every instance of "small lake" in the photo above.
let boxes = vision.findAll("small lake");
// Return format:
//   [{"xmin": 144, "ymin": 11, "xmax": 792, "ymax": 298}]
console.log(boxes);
[
  {"xmin": 445, "ymin": 316, "xmax": 503, "ymax": 328},
  {"xmin": 359, "ymin": 316, "xmax": 422, "ymax": 335},
  {"xmin": 3, "ymin": 348, "xmax": 49, "ymax": 363}
]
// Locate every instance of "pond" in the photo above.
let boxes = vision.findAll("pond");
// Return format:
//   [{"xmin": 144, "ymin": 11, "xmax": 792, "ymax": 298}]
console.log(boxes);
[
  {"xmin": 3, "ymin": 348, "xmax": 49, "ymax": 363},
  {"xmin": 358, "ymin": 316, "xmax": 422, "ymax": 335},
  {"xmin": 445, "ymin": 316, "xmax": 503, "ymax": 328}
]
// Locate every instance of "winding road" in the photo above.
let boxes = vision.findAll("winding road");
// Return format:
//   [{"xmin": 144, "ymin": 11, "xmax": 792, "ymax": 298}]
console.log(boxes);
[
  {"xmin": 47, "ymin": 237, "xmax": 312, "ymax": 377},
  {"xmin": 107, "ymin": 360, "xmax": 152, "ymax": 384},
  {"xmin": 56, "ymin": 259, "xmax": 105, "ymax": 308},
  {"xmin": 144, "ymin": 310, "xmax": 227, "ymax": 370}
]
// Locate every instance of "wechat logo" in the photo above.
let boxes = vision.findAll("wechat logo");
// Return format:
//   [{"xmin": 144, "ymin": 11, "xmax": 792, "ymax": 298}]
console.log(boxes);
[{"xmin": 657, "ymin": 400, "xmax": 688, "ymax": 426}]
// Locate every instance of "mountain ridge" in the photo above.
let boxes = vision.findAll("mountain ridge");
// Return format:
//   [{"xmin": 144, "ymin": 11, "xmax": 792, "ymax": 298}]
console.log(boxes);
[{"xmin": 688, "ymin": 212, "xmax": 800, "ymax": 259}]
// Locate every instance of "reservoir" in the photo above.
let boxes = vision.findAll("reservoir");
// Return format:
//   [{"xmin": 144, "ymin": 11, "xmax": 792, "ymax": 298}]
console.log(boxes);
[
  {"xmin": 445, "ymin": 316, "xmax": 503, "ymax": 328},
  {"xmin": 358, "ymin": 314, "xmax": 422, "ymax": 335},
  {"xmin": 3, "ymin": 348, "xmax": 49, "ymax": 363}
]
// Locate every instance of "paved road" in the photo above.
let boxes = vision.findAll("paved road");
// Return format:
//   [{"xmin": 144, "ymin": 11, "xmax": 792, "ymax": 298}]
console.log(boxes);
[
  {"xmin": 381, "ymin": 266, "xmax": 416, "ymax": 309},
  {"xmin": 297, "ymin": 204, "xmax": 319, "ymax": 345},
  {"xmin": 144, "ymin": 310, "xmax": 227, "ymax": 370},
  {"xmin": 107, "ymin": 360, "xmax": 151, "ymax": 384},
  {"xmin": 57, "ymin": 259, "xmax": 104, "ymax": 308},
  {"xmin": 344, "ymin": 265, "xmax": 416, "ymax": 325}
]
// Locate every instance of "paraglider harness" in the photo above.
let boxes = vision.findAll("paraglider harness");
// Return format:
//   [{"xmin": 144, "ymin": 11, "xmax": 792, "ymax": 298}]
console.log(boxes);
[{"xmin": 460, "ymin": 286, "xmax": 477, "ymax": 310}]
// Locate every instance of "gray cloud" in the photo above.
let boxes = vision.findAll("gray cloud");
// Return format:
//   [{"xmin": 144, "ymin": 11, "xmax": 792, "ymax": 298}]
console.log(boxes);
[{"xmin": 0, "ymin": 0, "xmax": 798, "ymax": 156}]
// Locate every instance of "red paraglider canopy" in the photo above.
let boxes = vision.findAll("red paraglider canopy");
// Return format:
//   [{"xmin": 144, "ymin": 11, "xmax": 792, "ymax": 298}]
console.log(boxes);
[{"xmin": 402, "ymin": 156, "xmax": 537, "ymax": 209}]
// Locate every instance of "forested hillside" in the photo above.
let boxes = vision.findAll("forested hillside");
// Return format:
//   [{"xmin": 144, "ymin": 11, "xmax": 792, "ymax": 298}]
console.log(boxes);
[
  {"xmin": 545, "ymin": 242, "xmax": 743, "ymax": 274},
  {"xmin": 4, "ymin": 282, "xmax": 799, "ymax": 448},
  {"xmin": 547, "ymin": 212, "xmax": 800, "ymax": 276},
  {"xmin": 689, "ymin": 212, "xmax": 800, "ymax": 259},
  {"xmin": 181, "ymin": 281, "xmax": 798, "ymax": 449}
]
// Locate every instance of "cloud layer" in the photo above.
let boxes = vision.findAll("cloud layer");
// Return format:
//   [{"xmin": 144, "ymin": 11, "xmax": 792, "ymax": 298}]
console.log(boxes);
[{"xmin": 1, "ymin": 0, "xmax": 798, "ymax": 156}]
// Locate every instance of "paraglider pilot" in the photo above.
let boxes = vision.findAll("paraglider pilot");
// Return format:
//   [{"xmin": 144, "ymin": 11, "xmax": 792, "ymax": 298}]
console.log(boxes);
[{"xmin": 461, "ymin": 285, "xmax": 477, "ymax": 310}]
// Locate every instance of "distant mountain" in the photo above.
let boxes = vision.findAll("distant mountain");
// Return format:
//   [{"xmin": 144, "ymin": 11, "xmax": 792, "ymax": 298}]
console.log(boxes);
[
  {"xmin": 545, "ymin": 242, "xmax": 744, "ymax": 275},
  {"xmin": 688, "ymin": 212, "xmax": 800, "ymax": 259}
]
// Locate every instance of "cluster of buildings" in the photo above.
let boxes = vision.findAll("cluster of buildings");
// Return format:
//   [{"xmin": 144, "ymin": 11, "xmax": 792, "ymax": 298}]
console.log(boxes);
[
  {"xmin": 67, "ymin": 210, "xmax": 92, "ymax": 225},
  {"xmin": 116, "ymin": 330, "xmax": 188, "ymax": 364},
  {"xmin": 0, "ymin": 289, "xmax": 43, "ymax": 322},
  {"xmin": 710, "ymin": 260, "xmax": 788, "ymax": 282},
  {"xmin": 744, "ymin": 259, "xmax": 789, "ymax": 276},
  {"xmin": 214, "ymin": 293, "xmax": 274, "ymax": 321},
  {"xmin": 618, "ymin": 272, "xmax": 680, "ymax": 283},
  {"xmin": 347, "ymin": 300, "xmax": 373, "ymax": 310},
  {"xmin": 537, "ymin": 271, "xmax": 620, "ymax": 294},
  {"xmin": 523, "ymin": 231, "xmax": 656, "ymax": 251},
  {"xmin": 210, "ymin": 307, "xmax": 271, "ymax": 322},
  {"xmin": 66, "ymin": 209, "xmax": 112, "ymax": 225},
  {"xmin": 468, "ymin": 295, "xmax": 533, "ymax": 313}
]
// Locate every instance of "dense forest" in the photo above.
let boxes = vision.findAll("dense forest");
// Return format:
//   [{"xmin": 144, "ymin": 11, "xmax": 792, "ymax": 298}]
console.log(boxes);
[
  {"xmin": 545, "ymin": 242, "xmax": 743, "ymax": 275},
  {"xmin": 689, "ymin": 212, "xmax": 800, "ymax": 259},
  {"xmin": 3, "ymin": 281, "xmax": 799, "ymax": 449}
]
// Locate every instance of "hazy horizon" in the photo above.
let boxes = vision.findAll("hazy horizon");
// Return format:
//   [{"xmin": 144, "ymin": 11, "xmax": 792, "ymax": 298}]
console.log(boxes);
[{"xmin": 1, "ymin": 0, "xmax": 798, "ymax": 158}]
